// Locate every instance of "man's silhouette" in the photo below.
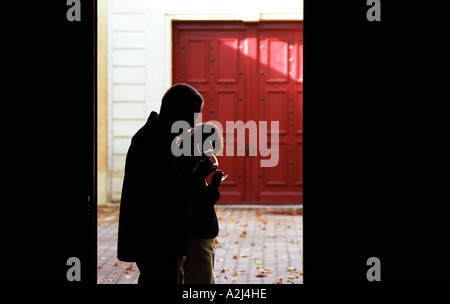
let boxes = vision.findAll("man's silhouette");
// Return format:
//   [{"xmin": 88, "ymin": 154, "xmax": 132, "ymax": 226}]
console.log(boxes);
[{"xmin": 117, "ymin": 84, "xmax": 216, "ymax": 284}]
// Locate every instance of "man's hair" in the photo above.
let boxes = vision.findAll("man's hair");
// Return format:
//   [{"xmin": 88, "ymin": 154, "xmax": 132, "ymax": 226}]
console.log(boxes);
[{"xmin": 159, "ymin": 83, "xmax": 203, "ymax": 119}]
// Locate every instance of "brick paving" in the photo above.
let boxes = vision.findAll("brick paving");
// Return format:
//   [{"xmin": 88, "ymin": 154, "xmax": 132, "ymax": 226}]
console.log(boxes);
[{"xmin": 97, "ymin": 205, "xmax": 303, "ymax": 284}]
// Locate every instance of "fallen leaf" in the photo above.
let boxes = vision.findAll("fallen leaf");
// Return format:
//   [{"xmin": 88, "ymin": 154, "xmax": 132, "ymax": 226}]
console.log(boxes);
[
  {"xmin": 256, "ymin": 273, "xmax": 267, "ymax": 277},
  {"xmin": 290, "ymin": 239, "xmax": 299, "ymax": 244},
  {"xmin": 233, "ymin": 255, "xmax": 237, "ymax": 259},
  {"xmin": 275, "ymin": 278, "xmax": 283, "ymax": 284},
  {"xmin": 255, "ymin": 260, "xmax": 263, "ymax": 265},
  {"xmin": 229, "ymin": 219, "xmax": 235, "ymax": 222},
  {"xmin": 287, "ymin": 275, "xmax": 299, "ymax": 279},
  {"xmin": 268, "ymin": 234, "xmax": 276, "ymax": 238},
  {"xmin": 239, "ymin": 253, "xmax": 248, "ymax": 258}
]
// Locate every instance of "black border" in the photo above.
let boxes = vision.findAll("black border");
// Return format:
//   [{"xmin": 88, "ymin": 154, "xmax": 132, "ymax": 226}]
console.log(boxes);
[
  {"xmin": 1, "ymin": 1, "xmax": 97, "ymax": 284},
  {"xmin": 304, "ymin": 1, "xmax": 450, "ymax": 283},
  {"xmin": 2, "ymin": 0, "xmax": 449, "ymax": 286}
]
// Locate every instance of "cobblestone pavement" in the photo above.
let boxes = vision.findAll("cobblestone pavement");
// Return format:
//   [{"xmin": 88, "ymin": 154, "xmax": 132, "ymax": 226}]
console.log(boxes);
[{"xmin": 97, "ymin": 205, "xmax": 303, "ymax": 284}]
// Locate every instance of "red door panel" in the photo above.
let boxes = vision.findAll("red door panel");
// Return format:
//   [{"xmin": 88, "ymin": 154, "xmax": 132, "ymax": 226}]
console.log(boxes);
[
  {"xmin": 185, "ymin": 39, "xmax": 209, "ymax": 83},
  {"xmin": 258, "ymin": 90, "xmax": 289, "ymax": 133},
  {"xmin": 255, "ymin": 26, "xmax": 303, "ymax": 203},
  {"xmin": 216, "ymin": 39, "xmax": 240, "ymax": 83},
  {"xmin": 265, "ymin": 39, "xmax": 290, "ymax": 83},
  {"xmin": 173, "ymin": 21, "xmax": 303, "ymax": 204}
]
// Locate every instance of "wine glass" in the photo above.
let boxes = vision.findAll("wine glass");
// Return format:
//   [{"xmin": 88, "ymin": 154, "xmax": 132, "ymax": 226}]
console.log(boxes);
[{"xmin": 197, "ymin": 140, "xmax": 228, "ymax": 181}]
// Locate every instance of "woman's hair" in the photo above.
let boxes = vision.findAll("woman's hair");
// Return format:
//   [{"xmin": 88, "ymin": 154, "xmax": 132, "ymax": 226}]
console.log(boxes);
[
  {"xmin": 192, "ymin": 122, "xmax": 224, "ymax": 156},
  {"xmin": 178, "ymin": 122, "xmax": 224, "ymax": 156}
]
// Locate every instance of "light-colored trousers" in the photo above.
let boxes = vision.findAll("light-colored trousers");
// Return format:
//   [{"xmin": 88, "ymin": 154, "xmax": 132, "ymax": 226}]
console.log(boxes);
[{"xmin": 183, "ymin": 237, "xmax": 216, "ymax": 284}]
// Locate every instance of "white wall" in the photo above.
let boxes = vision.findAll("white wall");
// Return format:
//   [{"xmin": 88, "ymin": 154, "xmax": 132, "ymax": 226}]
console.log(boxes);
[{"xmin": 106, "ymin": 0, "xmax": 303, "ymax": 203}]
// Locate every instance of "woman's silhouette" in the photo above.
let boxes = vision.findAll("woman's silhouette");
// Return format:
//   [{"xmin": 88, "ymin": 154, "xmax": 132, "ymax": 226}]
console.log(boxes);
[{"xmin": 177, "ymin": 122, "xmax": 224, "ymax": 284}]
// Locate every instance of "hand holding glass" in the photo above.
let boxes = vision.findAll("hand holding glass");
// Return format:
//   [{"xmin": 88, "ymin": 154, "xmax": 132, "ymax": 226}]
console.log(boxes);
[{"xmin": 197, "ymin": 141, "xmax": 228, "ymax": 181}]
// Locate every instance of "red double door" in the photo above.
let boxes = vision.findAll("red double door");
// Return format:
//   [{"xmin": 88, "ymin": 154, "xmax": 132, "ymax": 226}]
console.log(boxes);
[{"xmin": 173, "ymin": 21, "xmax": 303, "ymax": 204}]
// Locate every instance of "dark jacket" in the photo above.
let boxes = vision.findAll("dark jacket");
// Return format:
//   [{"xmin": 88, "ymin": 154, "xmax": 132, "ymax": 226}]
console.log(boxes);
[
  {"xmin": 177, "ymin": 155, "xmax": 221, "ymax": 239},
  {"xmin": 190, "ymin": 180, "xmax": 220, "ymax": 239},
  {"xmin": 117, "ymin": 112, "xmax": 193, "ymax": 262}
]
